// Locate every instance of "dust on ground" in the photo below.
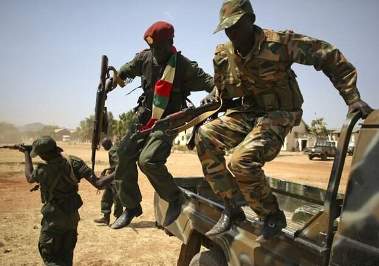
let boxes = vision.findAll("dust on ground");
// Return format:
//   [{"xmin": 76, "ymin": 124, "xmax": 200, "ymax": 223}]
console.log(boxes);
[{"xmin": 0, "ymin": 143, "xmax": 352, "ymax": 265}]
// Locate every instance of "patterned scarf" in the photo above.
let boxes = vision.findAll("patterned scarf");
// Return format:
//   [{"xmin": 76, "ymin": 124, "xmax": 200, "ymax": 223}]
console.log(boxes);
[{"xmin": 140, "ymin": 47, "xmax": 177, "ymax": 131}]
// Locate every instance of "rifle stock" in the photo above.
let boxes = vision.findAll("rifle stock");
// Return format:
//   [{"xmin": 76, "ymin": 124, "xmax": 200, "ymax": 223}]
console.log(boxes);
[{"xmin": 91, "ymin": 55, "xmax": 114, "ymax": 172}]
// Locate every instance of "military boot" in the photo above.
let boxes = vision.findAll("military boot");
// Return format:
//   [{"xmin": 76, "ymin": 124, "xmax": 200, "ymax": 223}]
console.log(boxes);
[
  {"xmin": 94, "ymin": 213, "xmax": 110, "ymax": 225},
  {"xmin": 111, "ymin": 204, "xmax": 143, "ymax": 229},
  {"xmin": 205, "ymin": 198, "xmax": 245, "ymax": 237},
  {"xmin": 257, "ymin": 210, "xmax": 287, "ymax": 241},
  {"xmin": 162, "ymin": 194, "xmax": 185, "ymax": 227}
]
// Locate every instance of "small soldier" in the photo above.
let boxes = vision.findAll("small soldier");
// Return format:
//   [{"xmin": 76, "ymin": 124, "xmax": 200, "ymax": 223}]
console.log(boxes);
[
  {"xmin": 93, "ymin": 138, "xmax": 123, "ymax": 225},
  {"xmin": 196, "ymin": 0, "xmax": 372, "ymax": 240},
  {"xmin": 19, "ymin": 136, "xmax": 110, "ymax": 265}
]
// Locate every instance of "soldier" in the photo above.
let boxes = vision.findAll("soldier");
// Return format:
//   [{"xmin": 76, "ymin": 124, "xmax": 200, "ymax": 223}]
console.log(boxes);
[
  {"xmin": 93, "ymin": 138, "xmax": 123, "ymax": 225},
  {"xmin": 195, "ymin": 0, "xmax": 373, "ymax": 240},
  {"xmin": 18, "ymin": 136, "xmax": 111, "ymax": 265},
  {"xmin": 110, "ymin": 21, "xmax": 214, "ymax": 229}
]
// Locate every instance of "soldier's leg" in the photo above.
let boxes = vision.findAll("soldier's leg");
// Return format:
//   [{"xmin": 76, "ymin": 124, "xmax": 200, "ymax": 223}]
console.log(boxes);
[
  {"xmin": 60, "ymin": 229, "xmax": 77, "ymax": 266},
  {"xmin": 195, "ymin": 112, "xmax": 251, "ymax": 199},
  {"xmin": 228, "ymin": 114, "xmax": 292, "ymax": 239},
  {"xmin": 94, "ymin": 187, "xmax": 113, "ymax": 224},
  {"xmin": 195, "ymin": 113, "xmax": 253, "ymax": 235},
  {"xmin": 114, "ymin": 132, "xmax": 146, "ymax": 209},
  {"xmin": 138, "ymin": 130, "xmax": 179, "ymax": 202},
  {"xmin": 38, "ymin": 231, "xmax": 67, "ymax": 266},
  {"xmin": 138, "ymin": 130, "xmax": 186, "ymax": 226},
  {"xmin": 112, "ymin": 133, "xmax": 146, "ymax": 229},
  {"xmin": 100, "ymin": 187, "xmax": 113, "ymax": 214},
  {"xmin": 112, "ymin": 184, "xmax": 124, "ymax": 218}
]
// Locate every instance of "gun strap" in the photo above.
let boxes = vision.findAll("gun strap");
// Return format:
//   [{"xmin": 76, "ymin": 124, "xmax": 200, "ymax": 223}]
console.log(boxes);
[{"xmin": 166, "ymin": 100, "xmax": 223, "ymax": 135}]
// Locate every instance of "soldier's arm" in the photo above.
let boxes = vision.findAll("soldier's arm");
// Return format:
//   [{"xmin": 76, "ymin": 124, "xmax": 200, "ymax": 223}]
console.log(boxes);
[
  {"xmin": 117, "ymin": 51, "xmax": 146, "ymax": 81},
  {"xmin": 69, "ymin": 155, "xmax": 113, "ymax": 189},
  {"xmin": 182, "ymin": 58, "xmax": 214, "ymax": 93},
  {"xmin": 24, "ymin": 151, "xmax": 36, "ymax": 183},
  {"xmin": 286, "ymin": 32, "xmax": 372, "ymax": 117}
]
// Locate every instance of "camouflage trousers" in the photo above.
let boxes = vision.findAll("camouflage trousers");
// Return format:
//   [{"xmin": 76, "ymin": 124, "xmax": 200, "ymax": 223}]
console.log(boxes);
[
  {"xmin": 195, "ymin": 111, "xmax": 295, "ymax": 218},
  {"xmin": 100, "ymin": 183, "xmax": 123, "ymax": 218},
  {"xmin": 114, "ymin": 129, "xmax": 181, "ymax": 209}
]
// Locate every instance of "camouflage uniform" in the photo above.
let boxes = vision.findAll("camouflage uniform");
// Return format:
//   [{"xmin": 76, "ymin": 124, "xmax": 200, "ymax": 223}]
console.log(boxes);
[
  {"xmin": 196, "ymin": 20, "xmax": 361, "ymax": 217},
  {"xmin": 115, "ymin": 49, "xmax": 213, "ymax": 209},
  {"xmin": 32, "ymin": 154, "xmax": 91, "ymax": 266},
  {"xmin": 99, "ymin": 144, "xmax": 123, "ymax": 218}
]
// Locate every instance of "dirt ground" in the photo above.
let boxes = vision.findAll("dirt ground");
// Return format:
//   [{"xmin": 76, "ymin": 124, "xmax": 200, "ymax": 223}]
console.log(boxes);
[{"xmin": 0, "ymin": 143, "xmax": 352, "ymax": 265}]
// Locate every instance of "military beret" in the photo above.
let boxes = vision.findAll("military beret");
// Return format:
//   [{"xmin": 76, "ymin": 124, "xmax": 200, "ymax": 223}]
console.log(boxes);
[
  {"xmin": 30, "ymin": 136, "xmax": 63, "ymax": 158},
  {"xmin": 144, "ymin": 21, "xmax": 174, "ymax": 45}
]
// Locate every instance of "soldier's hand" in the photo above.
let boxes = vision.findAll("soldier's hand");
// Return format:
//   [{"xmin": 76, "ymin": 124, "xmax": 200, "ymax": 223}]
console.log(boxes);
[
  {"xmin": 201, "ymin": 91, "xmax": 218, "ymax": 106},
  {"xmin": 17, "ymin": 144, "xmax": 30, "ymax": 153},
  {"xmin": 348, "ymin": 100, "xmax": 373, "ymax": 119},
  {"xmin": 112, "ymin": 75, "xmax": 125, "ymax": 89}
]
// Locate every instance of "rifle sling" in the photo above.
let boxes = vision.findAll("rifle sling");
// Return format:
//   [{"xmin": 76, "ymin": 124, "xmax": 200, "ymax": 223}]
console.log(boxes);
[{"xmin": 166, "ymin": 101, "xmax": 223, "ymax": 135}]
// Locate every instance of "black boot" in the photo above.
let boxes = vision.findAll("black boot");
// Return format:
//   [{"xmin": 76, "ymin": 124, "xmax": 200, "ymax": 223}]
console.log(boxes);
[
  {"xmin": 205, "ymin": 198, "xmax": 245, "ymax": 237},
  {"xmin": 110, "ymin": 204, "xmax": 143, "ymax": 229},
  {"xmin": 163, "ymin": 195, "xmax": 185, "ymax": 227},
  {"xmin": 94, "ymin": 213, "xmax": 110, "ymax": 225},
  {"xmin": 257, "ymin": 210, "xmax": 287, "ymax": 241}
]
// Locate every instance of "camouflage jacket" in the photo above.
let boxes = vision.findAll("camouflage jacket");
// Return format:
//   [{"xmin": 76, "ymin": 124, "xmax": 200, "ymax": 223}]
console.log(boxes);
[
  {"xmin": 118, "ymin": 49, "xmax": 214, "ymax": 119},
  {"xmin": 214, "ymin": 25, "xmax": 360, "ymax": 121}
]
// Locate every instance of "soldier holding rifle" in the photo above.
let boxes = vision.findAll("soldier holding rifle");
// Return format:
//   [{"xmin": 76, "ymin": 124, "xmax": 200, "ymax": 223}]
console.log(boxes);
[
  {"xmin": 12, "ymin": 136, "xmax": 111, "ymax": 265},
  {"xmin": 106, "ymin": 21, "xmax": 214, "ymax": 229}
]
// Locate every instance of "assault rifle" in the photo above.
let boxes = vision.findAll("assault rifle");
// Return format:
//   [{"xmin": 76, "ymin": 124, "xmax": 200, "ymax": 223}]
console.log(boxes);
[
  {"xmin": 0, "ymin": 144, "xmax": 32, "ymax": 152},
  {"xmin": 138, "ymin": 100, "xmax": 223, "ymax": 137},
  {"xmin": 91, "ymin": 55, "xmax": 118, "ymax": 172}
]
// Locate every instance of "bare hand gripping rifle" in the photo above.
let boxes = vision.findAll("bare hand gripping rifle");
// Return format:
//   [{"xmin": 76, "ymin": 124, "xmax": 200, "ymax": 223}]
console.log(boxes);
[{"xmin": 91, "ymin": 55, "xmax": 118, "ymax": 173}]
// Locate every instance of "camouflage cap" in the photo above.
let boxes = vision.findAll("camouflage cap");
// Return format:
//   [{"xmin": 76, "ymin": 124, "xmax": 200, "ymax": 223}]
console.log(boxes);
[
  {"xmin": 214, "ymin": 0, "xmax": 254, "ymax": 34},
  {"xmin": 30, "ymin": 136, "xmax": 63, "ymax": 158}
]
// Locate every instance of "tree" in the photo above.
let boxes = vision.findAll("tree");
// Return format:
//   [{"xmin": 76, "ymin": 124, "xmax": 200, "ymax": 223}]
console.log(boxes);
[
  {"xmin": 309, "ymin": 118, "xmax": 328, "ymax": 138},
  {"xmin": 76, "ymin": 112, "xmax": 118, "ymax": 142},
  {"xmin": 114, "ymin": 111, "xmax": 137, "ymax": 141}
]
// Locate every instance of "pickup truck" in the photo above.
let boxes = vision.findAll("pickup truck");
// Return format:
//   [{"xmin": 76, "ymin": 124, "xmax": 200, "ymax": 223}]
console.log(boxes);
[{"xmin": 154, "ymin": 111, "xmax": 379, "ymax": 266}]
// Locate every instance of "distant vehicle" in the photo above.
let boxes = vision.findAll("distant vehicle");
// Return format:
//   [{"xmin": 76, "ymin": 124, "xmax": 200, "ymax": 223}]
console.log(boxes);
[
  {"xmin": 154, "ymin": 111, "xmax": 379, "ymax": 266},
  {"xmin": 306, "ymin": 140, "xmax": 337, "ymax": 160}
]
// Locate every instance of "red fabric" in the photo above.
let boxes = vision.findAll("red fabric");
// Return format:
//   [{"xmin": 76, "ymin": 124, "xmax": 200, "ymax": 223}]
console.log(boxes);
[
  {"xmin": 155, "ymin": 80, "xmax": 173, "ymax": 97},
  {"xmin": 139, "ymin": 118, "xmax": 157, "ymax": 132},
  {"xmin": 144, "ymin": 21, "xmax": 174, "ymax": 43}
]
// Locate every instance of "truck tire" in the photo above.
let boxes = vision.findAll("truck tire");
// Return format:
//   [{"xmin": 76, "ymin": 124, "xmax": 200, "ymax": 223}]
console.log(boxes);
[
  {"xmin": 189, "ymin": 249, "xmax": 227, "ymax": 266},
  {"xmin": 308, "ymin": 155, "xmax": 313, "ymax": 160},
  {"xmin": 321, "ymin": 154, "xmax": 327, "ymax": 160}
]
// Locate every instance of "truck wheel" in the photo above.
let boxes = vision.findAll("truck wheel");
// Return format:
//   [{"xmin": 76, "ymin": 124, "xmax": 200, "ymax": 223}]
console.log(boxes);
[
  {"xmin": 321, "ymin": 154, "xmax": 327, "ymax": 160},
  {"xmin": 189, "ymin": 249, "xmax": 227, "ymax": 266},
  {"xmin": 308, "ymin": 155, "xmax": 313, "ymax": 160}
]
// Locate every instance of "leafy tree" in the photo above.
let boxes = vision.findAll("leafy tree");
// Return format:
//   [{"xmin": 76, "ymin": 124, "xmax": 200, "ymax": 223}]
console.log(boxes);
[
  {"xmin": 76, "ymin": 112, "xmax": 117, "ymax": 142},
  {"xmin": 309, "ymin": 118, "xmax": 328, "ymax": 137},
  {"xmin": 114, "ymin": 111, "xmax": 137, "ymax": 141}
]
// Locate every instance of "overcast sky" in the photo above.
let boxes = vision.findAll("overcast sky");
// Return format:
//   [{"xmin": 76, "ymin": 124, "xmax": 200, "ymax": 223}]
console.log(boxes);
[{"xmin": 0, "ymin": 0, "xmax": 378, "ymax": 129}]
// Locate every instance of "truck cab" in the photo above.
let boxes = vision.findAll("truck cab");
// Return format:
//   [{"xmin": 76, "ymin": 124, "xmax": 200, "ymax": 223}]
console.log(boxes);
[{"xmin": 154, "ymin": 111, "xmax": 379, "ymax": 266}]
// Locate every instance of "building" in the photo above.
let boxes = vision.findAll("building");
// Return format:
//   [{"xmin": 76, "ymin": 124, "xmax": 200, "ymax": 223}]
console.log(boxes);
[
  {"xmin": 54, "ymin": 128, "xmax": 72, "ymax": 142},
  {"xmin": 282, "ymin": 120, "xmax": 309, "ymax": 151}
]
